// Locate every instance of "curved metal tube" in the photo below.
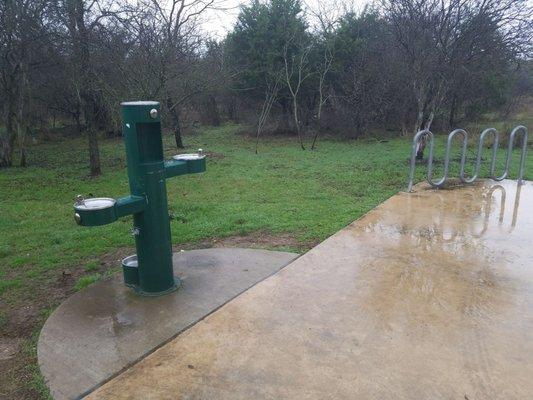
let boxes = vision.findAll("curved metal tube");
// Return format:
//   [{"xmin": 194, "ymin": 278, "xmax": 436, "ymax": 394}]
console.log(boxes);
[
  {"xmin": 407, "ymin": 130, "xmax": 433, "ymax": 192},
  {"xmin": 407, "ymin": 125, "xmax": 528, "ymax": 191},
  {"xmin": 427, "ymin": 129, "xmax": 468, "ymax": 187},
  {"xmin": 463, "ymin": 128, "xmax": 499, "ymax": 183},
  {"xmin": 494, "ymin": 126, "xmax": 528, "ymax": 181}
]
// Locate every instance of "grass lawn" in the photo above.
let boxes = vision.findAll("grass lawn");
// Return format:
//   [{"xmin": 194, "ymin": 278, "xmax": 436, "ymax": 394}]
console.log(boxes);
[{"xmin": 1, "ymin": 119, "xmax": 532, "ymax": 399}]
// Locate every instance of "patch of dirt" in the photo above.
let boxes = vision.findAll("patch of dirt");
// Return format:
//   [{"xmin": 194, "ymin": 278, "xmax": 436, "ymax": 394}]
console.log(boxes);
[
  {"xmin": 0, "ymin": 279, "xmax": 82, "ymax": 399},
  {"xmin": 0, "ymin": 251, "xmax": 133, "ymax": 399},
  {"xmin": 2, "ymin": 304, "xmax": 39, "ymax": 338},
  {"xmin": 175, "ymin": 231, "xmax": 309, "ymax": 252},
  {"xmin": 0, "ymin": 337, "xmax": 23, "ymax": 361},
  {"xmin": 96, "ymin": 247, "xmax": 136, "ymax": 270}
]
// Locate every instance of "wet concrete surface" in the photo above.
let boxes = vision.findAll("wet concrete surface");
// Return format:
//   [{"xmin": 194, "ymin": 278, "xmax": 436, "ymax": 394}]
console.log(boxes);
[
  {"xmin": 37, "ymin": 248, "xmax": 298, "ymax": 400},
  {"xmin": 87, "ymin": 180, "xmax": 533, "ymax": 400}
]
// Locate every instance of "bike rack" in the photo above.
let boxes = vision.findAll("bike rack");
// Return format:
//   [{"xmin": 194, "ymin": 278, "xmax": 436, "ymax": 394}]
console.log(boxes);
[{"xmin": 407, "ymin": 125, "xmax": 528, "ymax": 192}]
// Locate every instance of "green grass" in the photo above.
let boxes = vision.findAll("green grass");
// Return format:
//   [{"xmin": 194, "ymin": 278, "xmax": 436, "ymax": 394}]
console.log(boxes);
[
  {"xmin": 83, "ymin": 259, "xmax": 100, "ymax": 272},
  {"xmin": 22, "ymin": 309, "xmax": 55, "ymax": 400},
  {"xmin": 74, "ymin": 273, "xmax": 102, "ymax": 291},
  {"xmin": 0, "ymin": 122, "xmax": 532, "ymax": 303}
]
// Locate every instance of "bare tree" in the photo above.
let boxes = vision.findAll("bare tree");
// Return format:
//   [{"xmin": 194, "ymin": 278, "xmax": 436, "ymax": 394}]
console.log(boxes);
[
  {"xmin": 0, "ymin": 0, "xmax": 50, "ymax": 167},
  {"xmin": 1, "ymin": 0, "xmax": 530, "ymax": 169},
  {"xmin": 307, "ymin": 1, "xmax": 338, "ymax": 149},
  {"xmin": 383, "ymin": 0, "xmax": 532, "ymax": 159},
  {"xmin": 134, "ymin": 0, "xmax": 226, "ymax": 148},
  {"xmin": 255, "ymin": 77, "xmax": 281, "ymax": 153},
  {"xmin": 53, "ymin": 0, "xmax": 130, "ymax": 175},
  {"xmin": 284, "ymin": 38, "xmax": 312, "ymax": 150}
]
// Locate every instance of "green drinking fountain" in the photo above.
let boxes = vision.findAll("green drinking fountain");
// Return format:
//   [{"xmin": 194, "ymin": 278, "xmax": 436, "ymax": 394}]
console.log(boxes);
[{"xmin": 73, "ymin": 101, "xmax": 206, "ymax": 296}]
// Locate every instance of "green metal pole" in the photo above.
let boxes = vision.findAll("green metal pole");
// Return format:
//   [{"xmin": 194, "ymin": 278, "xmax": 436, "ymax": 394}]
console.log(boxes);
[{"xmin": 121, "ymin": 101, "xmax": 176, "ymax": 295}]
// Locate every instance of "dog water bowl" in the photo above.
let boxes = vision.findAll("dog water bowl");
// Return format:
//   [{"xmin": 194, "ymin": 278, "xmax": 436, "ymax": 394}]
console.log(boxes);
[{"xmin": 122, "ymin": 254, "xmax": 139, "ymax": 288}]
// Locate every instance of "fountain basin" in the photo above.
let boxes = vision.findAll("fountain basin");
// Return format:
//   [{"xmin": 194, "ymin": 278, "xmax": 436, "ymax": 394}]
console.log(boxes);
[
  {"xmin": 172, "ymin": 152, "xmax": 206, "ymax": 174},
  {"xmin": 74, "ymin": 198, "xmax": 117, "ymax": 226}
]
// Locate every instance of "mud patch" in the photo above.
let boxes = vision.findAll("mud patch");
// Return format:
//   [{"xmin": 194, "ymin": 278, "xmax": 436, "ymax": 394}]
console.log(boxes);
[
  {"xmin": 0, "ymin": 337, "xmax": 23, "ymax": 361},
  {"xmin": 414, "ymin": 179, "xmax": 484, "ymax": 192},
  {"xmin": 175, "ymin": 231, "xmax": 308, "ymax": 252},
  {"xmin": 3, "ymin": 304, "xmax": 39, "ymax": 338}
]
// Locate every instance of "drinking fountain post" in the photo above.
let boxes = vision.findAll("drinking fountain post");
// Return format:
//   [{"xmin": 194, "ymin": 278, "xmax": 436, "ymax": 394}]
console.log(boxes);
[{"xmin": 73, "ymin": 101, "xmax": 206, "ymax": 296}]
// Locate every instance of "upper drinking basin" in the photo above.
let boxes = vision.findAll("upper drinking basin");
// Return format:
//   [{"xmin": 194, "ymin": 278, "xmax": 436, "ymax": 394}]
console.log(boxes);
[
  {"xmin": 172, "ymin": 153, "xmax": 205, "ymax": 161},
  {"xmin": 74, "ymin": 198, "xmax": 116, "ymax": 211}
]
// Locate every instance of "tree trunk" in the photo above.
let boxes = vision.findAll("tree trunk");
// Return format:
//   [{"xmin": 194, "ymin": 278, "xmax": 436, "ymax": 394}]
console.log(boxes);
[
  {"xmin": 255, "ymin": 83, "xmax": 278, "ymax": 154},
  {"xmin": 311, "ymin": 94, "xmax": 324, "ymax": 150},
  {"xmin": 68, "ymin": 0, "xmax": 101, "ymax": 176},
  {"xmin": 166, "ymin": 98, "xmax": 184, "ymax": 149},
  {"xmin": 202, "ymin": 95, "xmax": 220, "ymax": 126},
  {"xmin": 19, "ymin": 140, "xmax": 27, "ymax": 167},
  {"xmin": 401, "ymin": 121, "xmax": 408, "ymax": 137},
  {"xmin": 448, "ymin": 95, "xmax": 457, "ymax": 128},
  {"xmin": 227, "ymin": 97, "xmax": 237, "ymax": 122},
  {"xmin": 280, "ymin": 97, "xmax": 291, "ymax": 133},
  {"xmin": 0, "ymin": 99, "xmax": 17, "ymax": 167},
  {"xmin": 18, "ymin": 127, "xmax": 30, "ymax": 167},
  {"xmin": 424, "ymin": 110, "xmax": 435, "ymax": 131},
  {"xmin": 17, "ymin": 68, "xmax": 28, "ymax": 168},
  {"xmin": 0, "ymin": 134, "xmax": 15, "ymax": 167},
  {"xmin": 79, "ymin": 95, "xmax": 101, "ymax": 176},
  {"xmin": 310, "ymin": 120, "xmax": 320, "ymax": 150},
  {"xmin": 292, "ymin": 96, "xmax": 305, "ymax": 150},
  {"xmin": 414, "ymin": 111, "xmax": 426, "ymax": 159},
  {"xmin": 174, "ymin": 120, "xmax": 184, "ymax": 149},
  {"xmin": 414, "ymin": 83, "xmax": 428, "ymax": 160},
  {"xmin": 74, "ymin": 108, "xmax": 82, "ymax": 132},
  {"xmin": 415, "ymin": 143, "xmax": 426, "ymax": 160},
  {"xmin": 414, "ymin": 98, "xmax": 425, "ymax": 134}
]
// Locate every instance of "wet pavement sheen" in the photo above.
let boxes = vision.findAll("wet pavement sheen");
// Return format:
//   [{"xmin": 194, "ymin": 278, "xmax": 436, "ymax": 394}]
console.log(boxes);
[
  {"xmin": 38, "ymin": 248, "xmax": 298, "ymax": 400},
  {"xmin": 87, "ymin": 180, "xmax": 533, "ymax": 400}
]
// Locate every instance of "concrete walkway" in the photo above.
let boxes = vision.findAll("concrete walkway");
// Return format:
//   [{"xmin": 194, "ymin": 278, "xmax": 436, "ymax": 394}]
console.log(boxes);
[
  {"xmin": 38, "ymin": 248, "xmax": 298, "ymax": 400},
  {"xmin": 87, "ymin": 180, "xmax": 533, "ymax": 400}
]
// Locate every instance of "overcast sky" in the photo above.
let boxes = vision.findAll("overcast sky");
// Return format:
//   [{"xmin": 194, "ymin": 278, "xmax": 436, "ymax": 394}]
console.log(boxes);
[{"xmin": 201, "ymin": 0, "xmax": 372, "ymax": 38}]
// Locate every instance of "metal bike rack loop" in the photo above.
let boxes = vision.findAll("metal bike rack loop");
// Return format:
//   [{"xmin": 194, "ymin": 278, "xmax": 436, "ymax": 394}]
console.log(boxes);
[{"xmin": 407, "ymin": 125, "xmax": 528, "ymax": 192}]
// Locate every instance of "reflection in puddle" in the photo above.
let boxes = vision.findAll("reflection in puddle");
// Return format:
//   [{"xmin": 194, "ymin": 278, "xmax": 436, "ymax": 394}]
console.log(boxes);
[
  {"xmin": 349, "ymin": 180, "xmax": 530, "ymax": 333},
  {"xmin": 472, "ymin": 183, "xmax": 522, "ymax": 237},
  {"xmin": 364, "ymin": 181, "xmax": 525, "ymax": 244}
]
